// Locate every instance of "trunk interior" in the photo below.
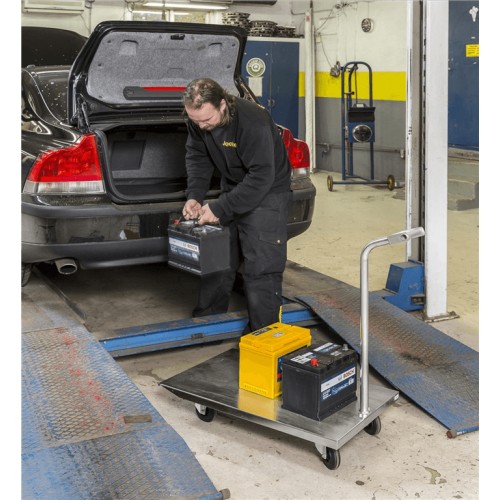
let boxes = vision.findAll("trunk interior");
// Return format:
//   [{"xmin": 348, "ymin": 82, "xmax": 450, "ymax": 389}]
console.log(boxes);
[{"xmin": 104, "ymin": 123, "xmax": 219, "ymax": 199}]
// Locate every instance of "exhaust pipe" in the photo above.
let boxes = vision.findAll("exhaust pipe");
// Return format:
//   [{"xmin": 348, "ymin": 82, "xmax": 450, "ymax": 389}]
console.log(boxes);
[{"xmin": 55, "ymin": 258, "xmax": 78, "ymax": 275}]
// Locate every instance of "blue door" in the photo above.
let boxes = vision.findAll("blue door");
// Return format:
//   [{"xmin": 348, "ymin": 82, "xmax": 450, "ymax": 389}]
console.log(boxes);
[
  {"xmin": 448, "ymin": 1, "xmax": 479, "ymax": 150},
  {"xmin": 242, "ymin": 40, "xmax": 299, "ymax": 137},
  {"xmin": 242, "ymin": 40, "xmax": 272, "ymax": 112},
  {"xmin": 270, "ymin": 41, "xmax": 299, "ymax": 138}
]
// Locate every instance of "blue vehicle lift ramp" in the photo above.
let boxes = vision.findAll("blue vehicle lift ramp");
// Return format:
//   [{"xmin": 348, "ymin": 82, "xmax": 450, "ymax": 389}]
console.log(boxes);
[
  {"xmin": 22, "ymin": 301, "xmax": 230, "ymax": 499},
  {"xmin": 99, "ymin": 301, "xmax": 317, "ymax": 357}
]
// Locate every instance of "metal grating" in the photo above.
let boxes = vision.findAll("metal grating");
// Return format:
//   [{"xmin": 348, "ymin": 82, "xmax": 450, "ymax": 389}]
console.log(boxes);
[
  {"xmin": 297, "ymin": 280, "xmax": 479, "ymax": 436},
  {"xmin": 22, "ymin": 324, "xmax": 224, "ymax": 498},
  {"xmin": 22, "ymin": 426, "xmax": 223, "ymax": 499},
  {"xmin": 22, "ymin": 325, "xmax": 164, "ymax": 450}
]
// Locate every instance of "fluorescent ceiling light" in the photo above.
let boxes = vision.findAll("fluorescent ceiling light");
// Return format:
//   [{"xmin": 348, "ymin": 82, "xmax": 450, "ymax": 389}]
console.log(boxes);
[{"xmin": 142, "ymin": 2, "xmax": 229, "ymax": 9}]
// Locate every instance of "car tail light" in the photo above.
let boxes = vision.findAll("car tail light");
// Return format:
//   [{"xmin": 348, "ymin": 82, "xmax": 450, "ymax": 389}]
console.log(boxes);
[
  {"xmin": 281, "ymin": 127, "xmax": 311, "ymax": 178},
  {"xmin": 23, "ymin": 134, "xmax": 105, "ymax": 195}
]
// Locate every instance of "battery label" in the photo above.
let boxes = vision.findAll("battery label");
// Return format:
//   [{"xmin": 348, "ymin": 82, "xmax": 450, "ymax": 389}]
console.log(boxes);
[
  {"xmin": 251, "ymin": 327, "xmax": 271, "ymax": 336},
  {"xmin": 169, "ymin": 237, "xmax": 200, "ymax": 261},
  {"xmin": 320, "ymin": 366, "xmax": 356, "ymax": 400},
  {"xmin": 290, "ymin": 352, "xmax": 314, "ymax": 364},
  {"xmin": 313, "ymin": 342, "xmax": 340, "ymax": 354}
]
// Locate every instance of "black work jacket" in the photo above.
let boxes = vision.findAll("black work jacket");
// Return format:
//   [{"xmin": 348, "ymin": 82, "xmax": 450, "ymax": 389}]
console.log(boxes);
[{"xmin": 185, "ymin": 97, "xmax": 291, "ymax": 225}]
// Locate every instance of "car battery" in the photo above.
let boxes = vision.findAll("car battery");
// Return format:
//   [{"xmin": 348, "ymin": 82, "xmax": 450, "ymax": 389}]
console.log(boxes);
[
  {"xmin": 281, "ymin": 342, "xmax": 358, "ymax": 421},
  {"xmin": 167, "ymin": 220, "xmax": 230, "ymax": 276},
  {"xmin": 239, "ymin": 323, "xmax": 312, "ymax": 399}
]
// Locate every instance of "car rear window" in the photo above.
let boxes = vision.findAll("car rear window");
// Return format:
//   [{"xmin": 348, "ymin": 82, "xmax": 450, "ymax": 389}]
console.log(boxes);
[
  {"xmin": 22, "ymin": 27, "xmax": 87, "ymax": 67},
  {"xmin": 35, "ymin": 71, "xmax": 70, "ymax": 122}
]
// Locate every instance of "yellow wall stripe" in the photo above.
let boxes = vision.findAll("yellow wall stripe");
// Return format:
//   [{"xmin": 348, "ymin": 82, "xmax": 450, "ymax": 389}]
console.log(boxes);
[{"xmin": 299, "ymin": 71, "xmax": 406, "ymax": 102}]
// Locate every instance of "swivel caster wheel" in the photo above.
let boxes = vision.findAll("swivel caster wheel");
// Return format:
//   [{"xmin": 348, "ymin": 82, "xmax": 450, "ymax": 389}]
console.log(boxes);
[
  {"xmin": 322, "ymin": 448, "xmax": 341, "ymax": 470},
  {"xmin": 387, "ymin": 175, "xmax": 395, "ymax": 191},
  {"xmin": 364, "ymin": 416, "xmax": 382, "ymax": 435},
  {"xmin": 327, "ymin": 175, "xmax": 334, "ymax": 192},
  {"xmin": 195, "ymin": 404, "xmax": 216, "ymax": 422}
]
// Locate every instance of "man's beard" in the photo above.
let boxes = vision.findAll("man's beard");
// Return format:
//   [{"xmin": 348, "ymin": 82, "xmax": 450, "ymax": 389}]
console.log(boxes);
[{"xmin": 202, "ymin": 121, "xmax": 223, "ymax": 132}]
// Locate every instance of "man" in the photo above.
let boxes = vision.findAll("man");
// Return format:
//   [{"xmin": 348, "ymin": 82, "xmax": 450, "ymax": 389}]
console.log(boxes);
[{"xmin": 182, "ymin": 78, "xmax": 291, "ymax": 332}]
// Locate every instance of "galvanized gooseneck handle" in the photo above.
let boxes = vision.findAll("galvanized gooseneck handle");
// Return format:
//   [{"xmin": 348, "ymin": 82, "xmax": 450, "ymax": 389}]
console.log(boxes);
[{"xmin": 359, "ymin": 227, "xmax": 425, "ymax": 417}]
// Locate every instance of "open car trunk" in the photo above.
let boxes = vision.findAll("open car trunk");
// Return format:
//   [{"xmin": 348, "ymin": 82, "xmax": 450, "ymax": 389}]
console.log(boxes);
[
  {"xmin": 100, "ymin": 123, "xmax": 220, "ymax": 201},
  {"xmin": 67, "ymin": 21, "xmax": 246, "ymax": 202}
]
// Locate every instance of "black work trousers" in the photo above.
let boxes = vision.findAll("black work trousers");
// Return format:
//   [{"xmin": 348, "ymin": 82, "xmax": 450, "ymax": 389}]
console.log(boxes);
[{"xmin": 193, "ymin": 191, "xmax": 289, "ymax": 332}]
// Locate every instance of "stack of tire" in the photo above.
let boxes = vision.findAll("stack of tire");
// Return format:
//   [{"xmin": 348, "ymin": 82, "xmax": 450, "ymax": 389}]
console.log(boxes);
[
  {"xmin": 221, "ymin": 12, "xmax": 251, "ymax": 33},
  {"xmin": 274, "ymin": 26, "xmax": 297, "ymax": 38},
  {"xmin": 248, "ymin": 20, "xmax": 277, "ymax": 37}
]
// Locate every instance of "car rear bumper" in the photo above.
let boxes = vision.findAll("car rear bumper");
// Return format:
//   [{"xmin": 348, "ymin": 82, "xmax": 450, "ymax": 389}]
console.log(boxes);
[
  {"xmin": 22, "ymin": 238, "xmax": 171, "ymax": 270},
  {"xmin": 21, "ymin": 181, "xmax": 315, "ymax": 268},
  {"xmin": 288, "ymin": 180, "xmax": 316, "ymax": 238}
]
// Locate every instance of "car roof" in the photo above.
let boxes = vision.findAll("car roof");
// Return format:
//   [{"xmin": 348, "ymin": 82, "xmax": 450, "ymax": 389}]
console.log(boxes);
[{"xmin": 22, "ymin": 26, "xmax": 87, "ymax": 67}]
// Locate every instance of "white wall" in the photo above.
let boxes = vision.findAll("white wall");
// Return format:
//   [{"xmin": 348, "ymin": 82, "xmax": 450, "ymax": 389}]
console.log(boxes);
[
  {"xmin": 21, "ymin": 1, "xmax": 408, "ymax": 74},
  {"xmin": 20, "ymin": 1, "xmax": 297, "ymax": 36},
  {"xmin": 227, "ymin": 1, "xmax": 407, "ymax": 73},
  {"xmin": 21, "ymin": 1, "xmax": 133, "ymax": 36},
  {"xmin": 228, "ymin": 0, "xmax": 298, "ymax": 26},
  {"xmin": 310, "ymin": 0, "xmax": 407, "ymax": 72}
]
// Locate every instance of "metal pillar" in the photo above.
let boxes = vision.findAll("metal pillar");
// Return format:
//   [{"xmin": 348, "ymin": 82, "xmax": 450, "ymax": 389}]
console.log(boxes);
[
  {"xmin": 422, "ymin": 0, "xmax": 450, "ymax": 319},
  {"xmin": 305, "ymin": 6, "xmax": 316, "ymax": 172},
  {"xmin": 406, "ymin": 0, "xmax": 451, "ymax": 320},
  {"xmin": 405, "ymin": 0, "xmax": 423, "ymax": 261}
]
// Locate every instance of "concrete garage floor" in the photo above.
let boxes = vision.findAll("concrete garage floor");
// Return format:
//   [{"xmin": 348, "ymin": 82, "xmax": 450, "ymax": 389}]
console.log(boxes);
[{"xmin": 21, "ymin": 170, "xmax": 480, "ymax": 499}]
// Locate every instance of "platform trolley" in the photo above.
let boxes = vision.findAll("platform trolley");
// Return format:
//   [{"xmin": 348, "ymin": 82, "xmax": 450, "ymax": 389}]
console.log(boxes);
[{"xmin": 161, "ymin": 228, "xmax": 425, "ymax": 470}]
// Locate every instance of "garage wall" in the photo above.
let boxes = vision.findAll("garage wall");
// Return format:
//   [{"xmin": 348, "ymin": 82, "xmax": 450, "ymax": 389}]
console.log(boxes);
[
  {"xmin": 21, "ymin": 0, "xmax": 408, "ymax": 179},
  {"xmin": 299, "ymin": 0, "xmax": 407, "ymax": 179},
  {"xmin": 21, "ymin": 1, "xmax": 128, "ymax": 35}
]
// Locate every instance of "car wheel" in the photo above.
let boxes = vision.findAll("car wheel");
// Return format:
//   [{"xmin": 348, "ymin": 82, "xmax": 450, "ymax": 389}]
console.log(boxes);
[{"xmin": 22, "ymin": 263, "xmax": 33, "ymax": 287}]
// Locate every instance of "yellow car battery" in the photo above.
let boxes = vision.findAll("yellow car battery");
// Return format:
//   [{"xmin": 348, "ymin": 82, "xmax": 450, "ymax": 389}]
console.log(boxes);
[
  {"xmin": 281, "ymin": 342, "xmax": 358, "ymax": 421},
  {"xmin": 239, "ymin": 322, "xmax": 311, "ymax": 399},
  {"xmin": 168, "ymin": 220, "xmax": 230, "ymax": 276}
]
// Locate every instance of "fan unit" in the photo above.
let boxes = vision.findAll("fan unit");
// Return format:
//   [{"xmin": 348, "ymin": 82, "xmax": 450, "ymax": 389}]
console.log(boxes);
[{"xmin": 23, "ymin": 0, "xmax": 86, "ymax": 13}]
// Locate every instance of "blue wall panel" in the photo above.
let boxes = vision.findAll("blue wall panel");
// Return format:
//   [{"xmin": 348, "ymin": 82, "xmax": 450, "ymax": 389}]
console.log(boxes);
[
  {"xmin": 448, "ymin": 1, "xmax": 479, "ymax": 150},
  {"xmin": 243, "ymin": 39, "xmax": 299, "ymax": 137}
]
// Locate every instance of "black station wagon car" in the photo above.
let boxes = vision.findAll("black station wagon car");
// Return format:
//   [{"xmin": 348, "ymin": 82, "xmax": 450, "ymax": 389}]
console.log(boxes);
[{"xmin": 21, "ymin": 22, "xmax": 316, "ymax": 286}]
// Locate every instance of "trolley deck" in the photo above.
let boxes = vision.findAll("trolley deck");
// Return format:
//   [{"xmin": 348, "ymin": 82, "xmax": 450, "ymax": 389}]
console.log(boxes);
[{"xmin": 161, "ymin": 348, "xmax": 398, "ymax": 468}]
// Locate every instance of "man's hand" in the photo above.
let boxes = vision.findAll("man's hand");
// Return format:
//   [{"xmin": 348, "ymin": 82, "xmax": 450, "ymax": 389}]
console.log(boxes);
[
  {"xmin": 183, "ymin": 199, "xmax": 202, "ymax": 220},
  {"xmin": 198, "ymin": 204, "xmax": 220, "ymax": 225}
]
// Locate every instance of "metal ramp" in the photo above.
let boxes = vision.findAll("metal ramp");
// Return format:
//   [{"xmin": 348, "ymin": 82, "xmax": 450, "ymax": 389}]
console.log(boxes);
[
  {"xmin": 296, "ymin": 279, "xmax": 479, "ymax": 437},
  {"xmin": 22, "ymin": 321, "xmax": 227, "ymax": 499}
]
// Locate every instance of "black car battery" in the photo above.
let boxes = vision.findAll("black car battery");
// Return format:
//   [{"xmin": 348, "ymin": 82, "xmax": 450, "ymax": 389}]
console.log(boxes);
[
  {"xmin": 167, "ymin": 220, "xmax": 230, "ymax": 276},
  {"xmin": 281, "ymin": 342, "xmax": 358, "ymax": 421}
]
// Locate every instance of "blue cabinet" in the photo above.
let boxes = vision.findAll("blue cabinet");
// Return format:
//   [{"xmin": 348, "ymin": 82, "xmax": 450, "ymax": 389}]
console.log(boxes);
[
  {"xmin": 242, "ymin": 39, "xmax": 300, "ymax": 137},
  {"xmin": 448, "ymin": 1, "xmax": 479, "ymax": 150}
]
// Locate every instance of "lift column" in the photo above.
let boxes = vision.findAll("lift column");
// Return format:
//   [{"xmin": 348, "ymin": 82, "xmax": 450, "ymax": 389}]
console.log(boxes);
[{"xmin": 405, "ymin": 0, "xmax": 452, "ymax": 320}]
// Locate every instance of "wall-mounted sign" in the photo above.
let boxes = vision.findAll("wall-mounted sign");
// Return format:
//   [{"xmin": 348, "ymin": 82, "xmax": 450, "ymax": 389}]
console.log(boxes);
[
  {"xmin": 361, "ymin": 18, "xmax": 374, "ymax": 33},
  {"xmin": 246, "ymin": 57, "xmax": 266, "ymax": 78},
  {"xmin": 466, "ymin": 44, "xmax": 479, "ymax": 57}
]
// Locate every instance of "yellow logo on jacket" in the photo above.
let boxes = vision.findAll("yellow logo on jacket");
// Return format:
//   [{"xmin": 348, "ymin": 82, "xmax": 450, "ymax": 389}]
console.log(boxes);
[{"xmin": 222, "ymin": 141, "xmax": 237, "ymax": 148}]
